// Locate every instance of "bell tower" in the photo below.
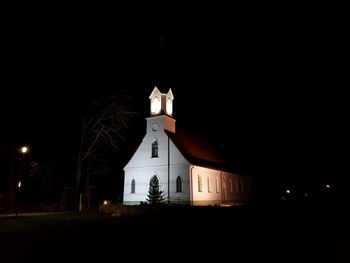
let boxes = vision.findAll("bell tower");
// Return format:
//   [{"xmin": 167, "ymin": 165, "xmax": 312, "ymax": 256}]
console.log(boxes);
[
  {"xmin": 148, "ymin": 87, "xmax": 175, "ymax": 133},
  {"xmin": 149, "ymin": 87, "xmax": 174, "ymax": 117}
]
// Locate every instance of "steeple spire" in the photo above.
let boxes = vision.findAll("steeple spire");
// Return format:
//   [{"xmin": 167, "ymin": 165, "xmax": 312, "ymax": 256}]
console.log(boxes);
[{"xmin": 155, "ymin": 31, "xmax": 168, "ymax": 89}]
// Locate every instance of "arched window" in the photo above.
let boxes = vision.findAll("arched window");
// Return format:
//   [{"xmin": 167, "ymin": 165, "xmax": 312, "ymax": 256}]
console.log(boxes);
[
  {"xmin": 176, "ymin": 176, "xmax": 182, "ymax": 192},
  {"xmin": 207, "ymin": 176, "xmax": 211, "ymax": 193},
  {"xmin": 198, "ymin": 175, "xmax": 202, "ymax": 192},
  {"xmin": 222, "ymin": 177, "xmax": 226, "ymax": 200},
  {"xmin": 131, "ymin": 179, "xmax": 135, "ymax": 194},
  {"xmin": 216, "ymin": 176, "xmax": 219, "ymax": 193},
  {"xmin": 152, "ymin": 139, "xmax": 158, "ymax": 158}
]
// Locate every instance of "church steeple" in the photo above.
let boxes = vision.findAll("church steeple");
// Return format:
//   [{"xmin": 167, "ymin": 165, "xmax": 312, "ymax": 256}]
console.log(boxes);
[
  {"xmin": 164, "ymin": 88, "xmax": 174, "ymax": 116},
  {"xmin": 148, "ymin": 87, "xmax": 175, "ymax": 133},
  {"xmin": 149, "ymin": 86, "xmax": 174, "ymax": 117}
]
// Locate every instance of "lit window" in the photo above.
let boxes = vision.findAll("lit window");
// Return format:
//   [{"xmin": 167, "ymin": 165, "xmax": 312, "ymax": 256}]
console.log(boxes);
[
  {"xmin": 151, "ymin": 96, "xmax": 161, "ymax": 115},
  {"xmin": 176, "ymin": 176, "xmax": 182, "ymax": 192},
  {"xmin": 166, "ymin": 97, "xmax": 173, "ymax": 115},
  {"xmin": 216, "ymin": 176, "xmax": 219, "ymax": 193},
  {"xmin": 131, "ymin": 179, "xmax": 135, "ymax": 194},
  {"xmin": 198, "ymin": 175, "xmax": 202, "ymax": 192},
  {"xmin": 152, "ymin": 139, "xmax": 158, "ymax": 158},
  {"xmin": 207, "ymin": 176, "xmax": 211, "ymax": 193}
]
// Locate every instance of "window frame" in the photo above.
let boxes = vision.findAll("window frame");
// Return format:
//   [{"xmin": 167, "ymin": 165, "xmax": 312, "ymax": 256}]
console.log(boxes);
[
  {"xmin": 131, "ymin": 179, "xmax": 136, "ymax": 194},
  {"xmin": 176, "ymin": 176, "xmax": 182, "ymax": 193},
  {"xmin": 198, "ymin": 175, "xmax": 202, "ymax": 192},
  {"xmin": 151, "ymin": 138, "xmax": 159, "ymax": 158}
]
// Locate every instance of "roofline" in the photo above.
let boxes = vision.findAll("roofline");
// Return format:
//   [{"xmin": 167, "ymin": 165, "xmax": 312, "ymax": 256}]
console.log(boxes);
[{"xmin": 166, "ymin": 134, "xmax": 245, "ymax": 176}]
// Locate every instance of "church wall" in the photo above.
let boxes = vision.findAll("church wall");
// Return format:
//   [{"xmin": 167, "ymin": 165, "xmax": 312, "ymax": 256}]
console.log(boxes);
[
  {"xmin": 124, "ymin": 166, "xmax": 169, "ymax": 205},
  {"xmin": 123, "ymin": 164, "xmax": 190, "ymax": 205},
  {"xmin": 191, "ymin": 166, "xmax": 223, "ymax": 206},
  {"xmin": 168, "ymin": 165, "xmax": 190, "ymax": 204},
  {"xmin": 123, "ymin": 120, "xmax": 190, "ymax": 205},
  {"xmin": 221, "ymin": 171, "xmax": 252, "ymax": 204},
  {"xmin": 191, "ymin": 166, "xmax": 252, "ymax": 206},
  {"xmin": 125, "ymin": 116, "xmax": 176, "ymax": 169},
  {"xmin": 168, "ymin": 140, "xmax": 191, "ymax": 203}
]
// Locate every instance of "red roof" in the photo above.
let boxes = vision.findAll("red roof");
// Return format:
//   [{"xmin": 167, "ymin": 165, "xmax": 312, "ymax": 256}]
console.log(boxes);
[{"xmin": 165, "ymin": 128, "xmax": 241, "ymax": 174}]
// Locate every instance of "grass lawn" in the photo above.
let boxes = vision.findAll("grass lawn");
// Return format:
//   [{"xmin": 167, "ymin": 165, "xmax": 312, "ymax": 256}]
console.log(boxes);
[
  {"xmin": 0, "ymin": 207, "xmax": 349, "ymax": 263},
  {"xmin": 0, "ymin": 211, "xmax": 113, "ymax": 233}
]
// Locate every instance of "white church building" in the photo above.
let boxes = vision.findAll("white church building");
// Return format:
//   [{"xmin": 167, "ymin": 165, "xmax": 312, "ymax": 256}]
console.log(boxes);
[{"xmin": 123, "ymin": 87, "xmax": 253, "ymax": 206}]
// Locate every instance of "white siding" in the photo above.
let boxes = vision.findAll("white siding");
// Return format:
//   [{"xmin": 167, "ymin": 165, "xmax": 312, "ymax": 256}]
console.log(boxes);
[
  {"xmin": 191, "ymin": 166, "xmax": 222, "ymax": 206},
  {"xmin": 124, "ymin": 116, "xmax": 190, "ymax": 205},
  {"xmin": 123, "ymin": 115, "xmax": 253, "ymax": 206},
  {"xmin": 190, "ymin": 166, "xmax": 249, "ymax": 206}
]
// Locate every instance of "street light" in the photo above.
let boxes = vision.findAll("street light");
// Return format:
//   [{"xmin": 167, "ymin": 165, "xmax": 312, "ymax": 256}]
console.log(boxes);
[
  {"xmin": 20, "ymin": 146, "xmax": 29, "ymax": 154},
  {"xmin": 15, "ymin": 145, "xmax": 29, "ymax": 217}
]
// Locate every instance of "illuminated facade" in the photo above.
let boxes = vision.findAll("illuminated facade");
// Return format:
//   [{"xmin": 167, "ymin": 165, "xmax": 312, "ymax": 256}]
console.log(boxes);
[{"xmin": 123, "ymin": 87, "xmax": 252, "ymax": 205}]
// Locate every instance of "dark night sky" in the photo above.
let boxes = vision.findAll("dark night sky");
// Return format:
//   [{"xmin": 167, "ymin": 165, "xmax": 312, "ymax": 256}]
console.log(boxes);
[{"xmin": 2, "ymin": 4, "xmax": 349, "ymax": 201}]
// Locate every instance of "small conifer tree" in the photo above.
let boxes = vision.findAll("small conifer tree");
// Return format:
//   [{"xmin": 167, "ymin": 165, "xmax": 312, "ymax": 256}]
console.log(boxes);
[{"xmin": 147, "ymin": 176, "xmax": 165, "ymax": 204}]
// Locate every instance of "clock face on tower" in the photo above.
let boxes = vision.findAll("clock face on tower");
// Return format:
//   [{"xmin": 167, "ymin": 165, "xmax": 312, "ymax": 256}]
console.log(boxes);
[
  {"xmin": 152, "ymin": 123, "xmax": 159, "ymax": 131},
  {"xmin": 151, "ymin": 96, "xmax": 161, "ymax": 115},
  {"xmin": 166, "ymin": 97, "xmax": 173, "ymax": 115}
]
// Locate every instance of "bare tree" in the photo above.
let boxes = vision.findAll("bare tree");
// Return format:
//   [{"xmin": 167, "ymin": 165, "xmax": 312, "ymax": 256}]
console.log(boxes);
[{"xmin": 75, "ymin": 92, "xmax": 135, "ymax": 198}]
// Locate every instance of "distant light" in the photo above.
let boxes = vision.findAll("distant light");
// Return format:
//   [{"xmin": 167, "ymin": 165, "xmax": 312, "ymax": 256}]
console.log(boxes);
[
  {"xmin": 286, "ymin": 189, "xmax": 291, "ymax": 194},
  {"xmin": 17, "ymin": 181, "xmax": 22, "ymax": 188},
  {"xmin": 103, "ymin": 200, "xmax": 108, "ymax": 205},
  {"xmin": 325, "ymin": 184, "xmax": 331, "ymax": 189},
  {"xmin": 20, "ymin": 146, "xmax": 29, "ymax": 154},
  {"xmin": 304, "ymin": 193, "xmax": 308, "ymax": 197}
]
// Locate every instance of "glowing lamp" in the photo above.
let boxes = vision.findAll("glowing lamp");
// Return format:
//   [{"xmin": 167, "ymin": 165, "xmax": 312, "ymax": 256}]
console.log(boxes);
[{"xmin": 20, "ymin": 146, "xmax": 29, "ymax": 154}]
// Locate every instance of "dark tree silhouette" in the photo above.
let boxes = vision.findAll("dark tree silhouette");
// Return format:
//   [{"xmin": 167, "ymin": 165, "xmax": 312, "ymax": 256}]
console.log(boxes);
[
  {"xmin": 147, "ymin": 176, "xmax": 165, "ymax": 204},
  {"xmin": 75, "ymin": 91, "xmax": 135, "ymax": 203}
]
